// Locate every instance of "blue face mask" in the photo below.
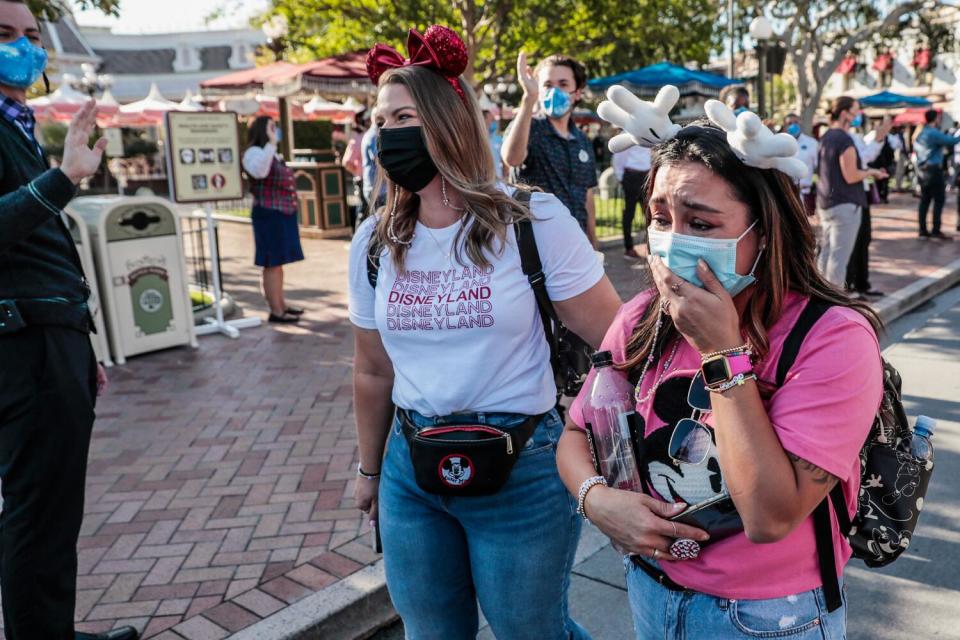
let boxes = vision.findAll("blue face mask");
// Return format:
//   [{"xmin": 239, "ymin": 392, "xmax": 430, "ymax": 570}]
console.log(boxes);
[
  {"xmin": 274, "ymin": 127, "xmax": 282, "ymax": 142},
  {"xmin": 733, "ymin": 106, "xmax": 749, "ymax": 116},
  {"xmin": 488, "ymin": 120, "xmax": 498, "ymax": 136},
  {"xmin": 648, "ymin": 220, "xmax": 762, "ymax": 296},
  {"xmin": 850, "ymin": 114, "xmax": 863, "ymax": 128},
  {"xmin": 786, "ymin": 123, "xmax": 802, "ymax": 137},
  {"xmin": 0, "ymin": 36, "xmax": 48, "ymax": 89},
  {"xmin": 541, "ymin": 87, "xmax": 572, "ymax": 119}
]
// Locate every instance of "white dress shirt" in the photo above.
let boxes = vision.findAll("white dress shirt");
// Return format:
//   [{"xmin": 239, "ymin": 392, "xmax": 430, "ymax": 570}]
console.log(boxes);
[
  {"xmin": 793, "ymin": 133, "xmax": 818, "ymax": 193},
  {"xmin": 612, "ymin": 146, "xmax": 651, "ymax": 181},
  {"xmin": 241, "ymin": 143, "xmax": 279, "ymax": 179}
]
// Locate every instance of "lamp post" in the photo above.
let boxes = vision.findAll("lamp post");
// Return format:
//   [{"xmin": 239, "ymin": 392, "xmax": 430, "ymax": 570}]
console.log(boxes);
[
  {"xmin": 73, "ymin": 63, "xmax": 113, "ymax": 98},
  {"xmin": 262, "ymin": 15, "xmax": 291, "ymax": 160},
  {"xmin": 749, "ymin": 15, "xmax": 773, "ymax": 118},
  {"xmin": 482, "ymin": 79, "xmax": 518, "ymax": 123},
  {"xmin": 69, "ymin": 64, "xmax": 114, "ymax": 191},
  {"xmin": 728, "ymin": 0, "xmax": 736, "ymax": 79}
]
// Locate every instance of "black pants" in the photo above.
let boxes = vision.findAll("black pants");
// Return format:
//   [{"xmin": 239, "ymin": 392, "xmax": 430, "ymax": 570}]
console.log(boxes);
[
  {"xmin": 876, "ymin": 172, "xmax": 890, "ymax": 202},
  {"xmin": 0, "ymin": 326, "xmax": 96, "ymax": 639},
  {"xmin": 918, "ymin": 166, "xmax": 946, "ymax": 234},
  {"xmin": 621, "ymin": 169, "xmax": 648, "ymax": 250},
  {"xmin": 846, "ymin": 202, "xmax": 873, "ymax": 292}
]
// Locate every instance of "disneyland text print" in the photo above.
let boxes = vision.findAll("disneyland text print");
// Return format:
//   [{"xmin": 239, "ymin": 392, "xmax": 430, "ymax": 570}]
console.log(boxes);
[{"xmin": 385, "ymin": 265, "xmax": 495, "ymax": 331}]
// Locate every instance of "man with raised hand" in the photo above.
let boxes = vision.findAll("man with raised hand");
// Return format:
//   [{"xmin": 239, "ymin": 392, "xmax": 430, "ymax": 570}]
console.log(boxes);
[
  {"xmin": 0, "ymin": 0, "xmax": 137, "ymax": 637},
  {"xmin": 502, "ymin": 51, "xmax": 599, "ymax": 246}
]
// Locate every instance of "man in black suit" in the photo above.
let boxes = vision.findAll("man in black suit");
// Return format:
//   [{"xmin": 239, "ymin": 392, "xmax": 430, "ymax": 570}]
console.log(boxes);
[{"xmin": 0, "ymin": 1, "xmax": 138, "ymax": 637}]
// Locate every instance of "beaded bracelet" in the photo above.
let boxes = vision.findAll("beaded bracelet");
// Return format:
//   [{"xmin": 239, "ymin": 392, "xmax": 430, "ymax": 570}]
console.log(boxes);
[
  {"xmin": 700, "ymin": 344, "xmax": 752, "ymax": 361},
  {"xmin": 577, "ymin": 475, "xmax": 608, "ymax": 521},
  {"xmin": 357, "ymin": 463, "xmax": 381, "ymax": 480},
  {"xmin": 705, "ymin": 372, "xmax": 758, "ymax": 394}
]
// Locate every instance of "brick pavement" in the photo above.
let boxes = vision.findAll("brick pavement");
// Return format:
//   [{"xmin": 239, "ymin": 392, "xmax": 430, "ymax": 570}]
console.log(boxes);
[{"xmin": 0, "ymin": 192, "xmax": 955, "ymax": 639}]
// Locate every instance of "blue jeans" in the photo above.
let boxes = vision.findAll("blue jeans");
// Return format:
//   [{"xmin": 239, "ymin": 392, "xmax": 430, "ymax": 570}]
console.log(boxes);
[
  {"xmin": 625, "ymin": 559, "xmax": 847, "ymax": 639},
  {"xmin": 379, "ymin": 408, "xmax": 591, "ymax": 640}
]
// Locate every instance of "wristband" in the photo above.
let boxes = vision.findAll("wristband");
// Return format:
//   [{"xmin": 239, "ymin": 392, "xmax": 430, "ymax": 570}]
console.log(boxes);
[
  {"xmin": 701, "ymin": 352, "xmax": 753, "ymax": 386},
  {"xmin": 700, "ymin": 344, "xmax": 751, "ymax": 360},
  {"xmin": 705, "ymin": 372, "xmax": 758, "ymax": 394},
  {"xmin": 357, "ymin": 463, "xmax": 381, "ymax": 480},
  {"xmin": 577, "ymin": 475, "xmax": 607, "ymax": 521}
]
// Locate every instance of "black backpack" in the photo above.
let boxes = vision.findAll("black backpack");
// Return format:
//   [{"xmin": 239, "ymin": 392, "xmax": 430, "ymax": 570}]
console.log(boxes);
[
  {"xmin": 777, "ymin": 298, "xmax": 935, "ymax": 612},
  {"xmin": 365, "ymin": 190, "xmax": 592, "ymax": 399}
]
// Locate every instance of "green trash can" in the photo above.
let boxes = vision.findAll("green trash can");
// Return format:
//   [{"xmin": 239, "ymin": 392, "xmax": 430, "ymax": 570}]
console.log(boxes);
[{"xmin": 66, "ymin": 196, "xmax": 197, "ymax": 364}]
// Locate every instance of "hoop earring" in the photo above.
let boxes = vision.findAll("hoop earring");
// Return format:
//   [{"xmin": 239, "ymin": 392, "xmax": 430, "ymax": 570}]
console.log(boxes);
[{"xmin": 387, "ymin": 187, "xmax": 413, "ymax": 245}]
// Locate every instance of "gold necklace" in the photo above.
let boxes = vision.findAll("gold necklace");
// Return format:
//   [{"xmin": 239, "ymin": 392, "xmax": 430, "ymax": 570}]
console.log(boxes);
[{"xmin": 422, "ymin": 223, "xmax": 454, "ymax": 263}]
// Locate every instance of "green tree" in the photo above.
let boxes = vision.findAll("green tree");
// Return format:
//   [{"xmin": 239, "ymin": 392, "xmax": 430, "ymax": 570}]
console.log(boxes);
[
  {"xmin": 260, "ymin": 0, "xmax": 721, "ymax": 90},
  {"xmin": 28, "ymin": 0, "xmax": 119, "ymax": 22},
  {"xmin": 767, "ymin": 0, "xmax": 933, "ymax": 130}
]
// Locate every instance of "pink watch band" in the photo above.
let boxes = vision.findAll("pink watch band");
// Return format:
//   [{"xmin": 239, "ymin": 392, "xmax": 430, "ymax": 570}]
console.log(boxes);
[{"xmin": 726, "ymin": 353, "xmax": 753, "ymax": 377}]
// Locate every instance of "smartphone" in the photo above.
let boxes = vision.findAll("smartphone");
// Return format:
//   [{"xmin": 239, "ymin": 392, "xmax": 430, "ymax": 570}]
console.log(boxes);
[
  {"xmin": 668, "ymin": 492, "xmax": 743, "ymax": 546},
  {"xmin": 371, "ymin": 520, "xmax": 382, "ymax": 554}
]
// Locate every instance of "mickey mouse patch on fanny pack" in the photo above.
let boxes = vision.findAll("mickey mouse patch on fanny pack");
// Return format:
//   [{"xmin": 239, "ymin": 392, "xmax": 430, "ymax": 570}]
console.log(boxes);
[{"xmin": 439, "ymin": 453, "xmax": 474, "ymax": 488}]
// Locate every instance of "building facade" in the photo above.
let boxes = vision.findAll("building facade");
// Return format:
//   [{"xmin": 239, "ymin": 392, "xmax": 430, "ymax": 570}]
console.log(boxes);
[{"xmin": 39, "ymin": 13, "xmax": 265, "ymax": 103}]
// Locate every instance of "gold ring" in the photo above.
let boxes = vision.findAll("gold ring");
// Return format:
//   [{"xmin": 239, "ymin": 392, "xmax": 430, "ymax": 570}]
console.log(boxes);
[
  {"xmin": 671, "ymin": 521, "xmax": 678, "ymax": 538},
  {"xmin": 652, "ymin": 548, "xmax": 660, "ymax": 560}
]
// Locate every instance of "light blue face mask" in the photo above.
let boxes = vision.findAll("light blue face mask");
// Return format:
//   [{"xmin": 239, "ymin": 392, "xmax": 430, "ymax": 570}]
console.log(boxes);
[
  {"xmin": 541, "ymin": 87, "xmax": 572, "ymax": 119},
  {"xmin": 786, "ymin": 123, "xmax": 802, "ymax": 138},
  {"xmin": 488, "ymin": 120, "xmax": 498, "ymax": 136},
  {"xmin": 0, "ymin": 36, "xmax": 48, "ymax": 89},
  {"xmin": 274, "ymin": 126, "xmax": 283, "ymax": 142},
  {"xmin": 850, "ymin": 114, "xmax": 863, "ymax": 128},
  {"xmin": 648, "ymin": 220, "xmax": 762, "ymax": 296}
]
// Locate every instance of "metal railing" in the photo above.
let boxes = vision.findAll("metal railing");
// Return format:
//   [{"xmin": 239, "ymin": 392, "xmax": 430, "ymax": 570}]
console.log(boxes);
[
  {"xmin": 594, "ymin": 179, "xmax": 646, "ymax": 240},
  {"xmin": 179, "ymin": 212, "xmax": 223, "ymax": 314}
]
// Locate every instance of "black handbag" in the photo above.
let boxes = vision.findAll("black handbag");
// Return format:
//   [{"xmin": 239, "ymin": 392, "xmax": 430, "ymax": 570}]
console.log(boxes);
[{"xmin": 399, "ymin": 410, "xmax": 542, "ymax": 497}]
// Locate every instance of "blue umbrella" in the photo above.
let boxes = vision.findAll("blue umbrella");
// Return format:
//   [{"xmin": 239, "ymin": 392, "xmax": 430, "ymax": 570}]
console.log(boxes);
[
  {"xmin": 860, "ymin": 91, "xmax": 932, "ymax": 109},
  {"xmin": 588, "ymin": 61, "xmax": 739, "ymax": 97}
]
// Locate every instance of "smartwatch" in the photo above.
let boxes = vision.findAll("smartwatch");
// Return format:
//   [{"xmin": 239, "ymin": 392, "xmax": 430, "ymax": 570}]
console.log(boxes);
[{"xmin": 701, "ymin": 353, "xmax": 753, "ymax": 386}]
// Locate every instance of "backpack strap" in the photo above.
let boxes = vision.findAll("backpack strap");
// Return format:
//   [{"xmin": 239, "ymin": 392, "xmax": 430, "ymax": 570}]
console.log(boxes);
[
  {"xmin": 776, "ymin": 297, "xmax": 846, "ymax": 612},
  {"xmin": 512, "ymin": 190, "xmax": 561, "ymax": 375},
  {"xmin": 776, "ymin": 297, "xmax": 832, "ymax": 387}
]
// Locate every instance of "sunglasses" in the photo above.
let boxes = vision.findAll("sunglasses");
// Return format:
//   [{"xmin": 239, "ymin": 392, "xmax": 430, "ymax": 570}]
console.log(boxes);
[{"xmin": 668, "ymin": 371, "xmax": 715, "ymax": 466}]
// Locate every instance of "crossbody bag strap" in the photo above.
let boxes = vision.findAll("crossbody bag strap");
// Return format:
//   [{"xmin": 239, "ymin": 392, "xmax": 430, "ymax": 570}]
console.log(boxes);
[
  {"xmin": 512, "ymin": 190, "xmax": 561, "ymax": 372},
  {"xmin": 776, "ymin": 296, "xmax": 843, "ymax": 612}
]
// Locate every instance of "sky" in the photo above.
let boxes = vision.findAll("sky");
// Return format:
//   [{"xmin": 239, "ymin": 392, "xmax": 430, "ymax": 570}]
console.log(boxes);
[{"xmin": 73, "ymin": 0, "xmax": 268, "ymax": 33}]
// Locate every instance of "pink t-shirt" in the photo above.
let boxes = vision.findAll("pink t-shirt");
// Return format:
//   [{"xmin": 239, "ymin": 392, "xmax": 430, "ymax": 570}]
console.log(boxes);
[{"xmin": 569, "ymin": 289, "xmax": 883, "ymax": 600}]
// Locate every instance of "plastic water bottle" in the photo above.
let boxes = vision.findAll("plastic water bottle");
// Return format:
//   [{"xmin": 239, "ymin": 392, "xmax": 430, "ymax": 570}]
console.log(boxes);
[
  {"xmin": 909, "ymin": 415, "xmax": 935, "ymax": 463},
  {"xmin": 582, "ymin": 350, "xmax": 642, "ymax": 492}
]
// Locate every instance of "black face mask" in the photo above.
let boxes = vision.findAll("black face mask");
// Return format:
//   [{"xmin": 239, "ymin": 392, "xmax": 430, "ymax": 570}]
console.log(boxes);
[{"xmin": 378, "ymin": 126, "xmax": 438, "ymax": 193}]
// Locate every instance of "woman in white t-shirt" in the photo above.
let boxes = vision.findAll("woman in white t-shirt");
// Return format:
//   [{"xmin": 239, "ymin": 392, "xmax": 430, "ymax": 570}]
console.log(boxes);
[{"xmin": 348, "ymin": 26, "xmax": 621, "ymax": 640}]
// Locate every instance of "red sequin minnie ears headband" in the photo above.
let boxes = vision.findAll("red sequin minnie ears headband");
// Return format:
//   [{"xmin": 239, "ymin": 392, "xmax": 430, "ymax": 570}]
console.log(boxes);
[{"xmin": 366, "ymin": 25, "xmax": 469, "ymax": 103}]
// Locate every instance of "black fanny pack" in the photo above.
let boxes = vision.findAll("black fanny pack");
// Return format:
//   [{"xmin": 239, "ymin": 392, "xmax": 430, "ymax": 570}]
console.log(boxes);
[{"xmin": 399, "ymin": 409, "xmax": 543, "ymax": 497}]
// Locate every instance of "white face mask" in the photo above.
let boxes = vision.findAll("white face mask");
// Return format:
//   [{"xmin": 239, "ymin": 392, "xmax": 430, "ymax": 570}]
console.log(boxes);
[{"xmin": 648, "ymin": 220, "xmax": 762, "ymax": 296}]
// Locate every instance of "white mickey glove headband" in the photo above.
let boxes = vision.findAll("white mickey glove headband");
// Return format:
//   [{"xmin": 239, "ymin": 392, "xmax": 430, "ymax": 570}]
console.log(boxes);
[{"xmin": 597, "ymin": 84, "xmax": 810, "ymax": 182}]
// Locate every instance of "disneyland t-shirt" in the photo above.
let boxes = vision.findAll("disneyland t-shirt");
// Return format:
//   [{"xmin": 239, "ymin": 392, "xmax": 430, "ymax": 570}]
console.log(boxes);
[
  {"xmin": 348, "ymin": 191, "xmax": 605, "ymax": 417},
  {"xmin": 569, "ymin": 289, "xmax": 883, "ymax": 600}
]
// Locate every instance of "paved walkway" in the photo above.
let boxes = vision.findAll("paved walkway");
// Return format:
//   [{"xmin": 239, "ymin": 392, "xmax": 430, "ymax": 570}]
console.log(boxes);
[{"xmin": 0, "ymin": 193, "xmax": 955, "ymax": 638}]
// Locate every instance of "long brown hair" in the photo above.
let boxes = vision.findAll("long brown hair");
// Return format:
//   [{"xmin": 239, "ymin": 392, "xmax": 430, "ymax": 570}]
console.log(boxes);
[
  {"xmin": 620, "ymin": 123, "xmax": 882, "ymax": 377},
  {"xmin": 371, "ymin": 65, "xmax": 531, "ymax": 270}
]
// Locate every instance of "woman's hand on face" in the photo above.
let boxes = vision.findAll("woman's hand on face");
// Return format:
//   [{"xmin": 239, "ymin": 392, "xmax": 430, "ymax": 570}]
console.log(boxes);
[
  {"xmin": 354, "ymin": 476, "xmax": 379, "ymax": 526},
  {"xmin": 648, "ymin": 255, "xmax": 742, "ymax": 355},
  {"xmin": 584, "ymin": 486, "xmax": 709, "ymax": 560}
]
